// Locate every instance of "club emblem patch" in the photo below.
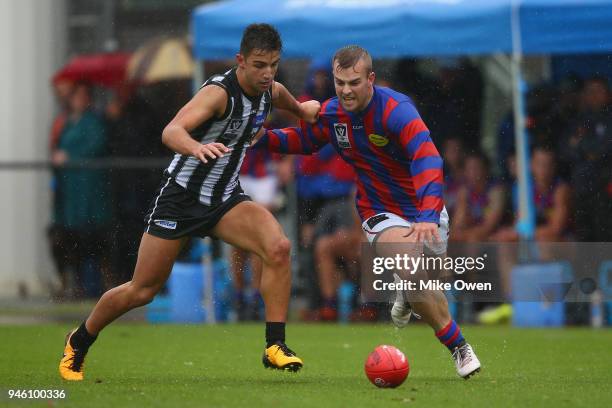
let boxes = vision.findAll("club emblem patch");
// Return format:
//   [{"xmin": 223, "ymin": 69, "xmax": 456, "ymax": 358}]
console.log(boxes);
[
  {"xmin": 368, "ymin": 133, "xmax": 389, "ymax": 147},
  {"xmin": 228, "ymin": 119, "xmax": 243, "ymax": 132},
  {"xmin": 334, "ymin": 123, "xmax": 351, "ymax": 148}
]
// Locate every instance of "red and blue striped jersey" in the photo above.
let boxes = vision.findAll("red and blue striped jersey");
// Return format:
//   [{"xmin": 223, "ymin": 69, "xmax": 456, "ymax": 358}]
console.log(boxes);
[
  {"xmin": 259, "ymin": 86, "xmax": 445, "ymax": 223},
  {"xmin": 240, "ymin": 143, "xmax": 278, "ymax": 178}
]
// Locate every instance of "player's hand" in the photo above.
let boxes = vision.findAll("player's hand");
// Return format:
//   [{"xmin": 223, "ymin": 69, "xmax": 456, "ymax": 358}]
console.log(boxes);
[
  {"xmin": 299, "ymin": 100, "xmax": 321, "ymax": 124},
  {"xmin": 192, "ymin": 142, "xmax": 230, "ymax": 163},
  {"xmin": 404, "ymin": 222, "xmax": 440, "ymax": 243}
]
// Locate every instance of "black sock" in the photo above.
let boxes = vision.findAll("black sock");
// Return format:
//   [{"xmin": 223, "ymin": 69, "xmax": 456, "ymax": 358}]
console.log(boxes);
[
  {"xmin": 69, "ymin": 321, "xmax": 98, "ymax": 350},
  {"xmin": 265, "ymin": 322, "xmax": 285, "ymax": 347}
]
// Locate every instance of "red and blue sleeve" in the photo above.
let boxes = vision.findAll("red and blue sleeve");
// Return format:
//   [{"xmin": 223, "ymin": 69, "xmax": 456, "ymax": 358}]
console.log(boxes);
[
  {"xmin": 386, "ymin": 102, "xmax": 444, "ymax": 223},
  {"xmin": 256, "ymin": 119, "xmax": 329, "ymax": 155}
]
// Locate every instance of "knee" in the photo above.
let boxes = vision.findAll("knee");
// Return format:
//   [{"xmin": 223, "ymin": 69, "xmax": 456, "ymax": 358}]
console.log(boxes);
[
  {"xmin": 263, "ymin": 235, "xmax": 291, "ymax": 267},
  {"xmin": 128, "ymin": 284, "xmax": 159, "ymax": 307}
]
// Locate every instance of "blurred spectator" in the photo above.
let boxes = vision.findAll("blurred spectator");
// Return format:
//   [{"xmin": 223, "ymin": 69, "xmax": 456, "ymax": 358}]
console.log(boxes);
[
  {"xmin": 291, "ymin": 144, "xmax": 357, "ymax": 318},
  {"xmin": 547, "ymin": 76, "xmax": 583, "ymax": 155},
  {"xmin": 106, "ymin": 86, "xmax": 166, "ymax": 285},
  {"xmin": 394, "ymin": 58, "xmax": 439, "ymax": 112},
  {"xmin": 293, "ymin": 59, "xmax": 342, "ymax": 243},
  {"xmin": 496, "ymin": 82, "xmax": 577, "ymax": 178},
  {"xmin": 442, "ymin": 137, "xmax": 466, "ymax": 217},
  {"xmin": 283, "ymin": 59, "xmax": 358, "ymax": 318},
  {"xmin": 451, "ymin": 151, "xmax": 505, "ymax": 242},
  {"xmin": 49, "ymin": 79, "xmax": 74, "ymax": 150},
  {"xmin": 298, "ymin": 57, "xmax": 335, "ymax": 103},
  {"xmin": 48, "ymin": 78, "xmax": 74, "ymax": 297},
  {"xmin": 312, "ymin": 195, "xmax": 363, "ymax": 321},
  {"xmin": 50, "ymin": 82, "xmax": 112, "ymax": 298},
  {"xmin": 559, "ymin": 76, "xmax": 612, "ymax": 241},
  {"xmin": 427, "ymin": 58, "xmax": 483, "ymax": 149},
  {"xmin": 492, "ymin": 146, "xmax": 573, "ymax": 243},
  {"xmin": 483, "ymin": 146, "xmax": 572, "ymax": 323}
]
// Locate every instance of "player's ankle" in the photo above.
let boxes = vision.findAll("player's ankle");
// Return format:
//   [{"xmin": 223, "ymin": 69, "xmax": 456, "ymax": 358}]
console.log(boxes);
[
  {"xmin": 265, "ymin": 321, "xmax": 286, "ymax": 347},
  {"xmin": 70, "ymin": 321, "xmax": 97, "ymax": 350}
]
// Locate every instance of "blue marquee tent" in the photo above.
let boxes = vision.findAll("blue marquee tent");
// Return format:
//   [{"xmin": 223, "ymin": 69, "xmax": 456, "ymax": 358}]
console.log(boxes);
[
  {"xmin": 191, "ymin": 0, "xmax": 612, "ymax": 238},
  {"xmin": 192, "ymin": 0, "xmax": 612, "ymax": 59}
]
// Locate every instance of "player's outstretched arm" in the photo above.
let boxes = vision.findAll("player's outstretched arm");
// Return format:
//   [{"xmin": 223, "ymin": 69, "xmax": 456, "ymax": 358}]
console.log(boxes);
[
  {"xmin": 255, "ymin": 122, "xmax": 329, "ymax": 155},
  {"xmin": 271, "ymin": 81, "xmax": 320, "ymax": 123},
  {"xmin": 162, "ymin": 85, "xmax": 230, "ymax": 163}
]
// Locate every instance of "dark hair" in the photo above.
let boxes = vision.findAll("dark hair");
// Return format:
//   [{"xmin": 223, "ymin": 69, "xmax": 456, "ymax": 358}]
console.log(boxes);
[
  {"xmin": 332, "ymin": 45, "xmax": 372, "ymax": 75},
  {"xmin": 73, "ymin": 81, "xmax": 93, "ymax": 98},
  {"xmin": 466, "ymin": 149, "xmax": 490, "ymax": 169},
  {"xmin": 240, "ymin": 23, "xmax": 282, "ymax": 57},
  {"xmin": 531, "ymin": 144, "xmax": 555, "ymax": 156}
]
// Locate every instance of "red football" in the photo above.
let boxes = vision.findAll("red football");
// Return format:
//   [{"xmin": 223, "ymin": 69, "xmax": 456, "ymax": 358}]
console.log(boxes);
[{"xmin": 364, "ymin": 345, "xmax": 410, "ymax": 388}]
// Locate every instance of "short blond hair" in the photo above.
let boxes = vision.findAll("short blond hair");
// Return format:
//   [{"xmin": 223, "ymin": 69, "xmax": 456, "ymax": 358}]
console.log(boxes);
[{"xmin": 332, "ymin": 45, "xmax": 372, "ymax": 75}]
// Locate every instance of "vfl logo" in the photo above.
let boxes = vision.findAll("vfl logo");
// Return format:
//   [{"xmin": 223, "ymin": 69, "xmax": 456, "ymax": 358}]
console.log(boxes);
[
  {"xmin": 228, "ymin": 119, "xmax": 243, "ymax": 132},
  {"xmin": 334, "ymin": 123, "xmax": 351, "ymax": 148},
  {"xmin": 154, "ymin": 220, "xmax": 177, "ymax": 230}
]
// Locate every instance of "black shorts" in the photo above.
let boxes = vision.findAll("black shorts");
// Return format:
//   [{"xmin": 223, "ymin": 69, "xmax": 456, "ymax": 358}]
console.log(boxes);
[{"xmin": 143, "ymin": 175, "xmax": 251, "ymax": 240}]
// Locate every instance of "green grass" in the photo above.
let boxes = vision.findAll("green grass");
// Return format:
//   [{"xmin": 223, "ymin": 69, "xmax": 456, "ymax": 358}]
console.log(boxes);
[{"xmin": 1, "ymin": 324, "xmax": 611, "ymax": 407}]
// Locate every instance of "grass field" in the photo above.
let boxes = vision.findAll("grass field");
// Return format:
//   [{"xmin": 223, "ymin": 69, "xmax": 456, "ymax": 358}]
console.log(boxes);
[{"xmin": 1, "ymin": 323, "xmax": 611, "ymax": 407}]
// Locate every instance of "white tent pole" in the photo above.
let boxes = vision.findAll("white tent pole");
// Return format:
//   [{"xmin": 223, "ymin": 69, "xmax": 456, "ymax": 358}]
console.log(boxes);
[
  {"xmin": 194, "ymin": 57, "xmax": 214, "ymax": 322},
  {"xmin": 193, "ymin": 58, "xmax": 215, "ymax": 323},
  {"xmin": 193, "ymin": 58, "xmax": 205, "ymax": 93},
  {"xmin": 510, "ymin": 0, "xmax": 535, "ymax": 241}
]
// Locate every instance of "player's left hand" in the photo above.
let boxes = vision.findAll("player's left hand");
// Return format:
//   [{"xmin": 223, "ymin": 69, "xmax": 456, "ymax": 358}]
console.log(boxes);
[
  {"xmin": 299, "ymin": 100, "xmax": 321, "ymax": 124},
  {"xmin": 404, "ymin": 222, "xmax": 440, "ymax": 243}
]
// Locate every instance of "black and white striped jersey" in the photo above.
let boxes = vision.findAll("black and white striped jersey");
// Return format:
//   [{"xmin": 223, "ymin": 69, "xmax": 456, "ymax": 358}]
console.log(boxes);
[{"xmin": 166, "ymin": 68, "xmax": 272, "ymax": 205}]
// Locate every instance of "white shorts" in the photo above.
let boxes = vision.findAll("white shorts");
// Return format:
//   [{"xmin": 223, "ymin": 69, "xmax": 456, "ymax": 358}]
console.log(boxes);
[
  {"xmin": 239, "ymin": 175, "xmax": 278, "ymax": 207},
  {"xmin": 361, "ymin": 207, "xmax": 450, "ymax": 256}
]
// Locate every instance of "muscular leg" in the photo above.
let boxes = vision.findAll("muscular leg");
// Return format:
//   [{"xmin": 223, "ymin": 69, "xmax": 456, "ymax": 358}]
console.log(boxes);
[
  {"xmin": 376, "ymin": 225, "xmax": 481, "ymax": 377},
  {"xmin": 212, "ymin": 201, "xmax": 291, "ymax": 322},
  {"xmin": 85, "ymin": 233, "xmax": 187, "ymax": 334},
  {"xmin": 376, "ymin": 227, "xmax": 451, "ymax": 332}
]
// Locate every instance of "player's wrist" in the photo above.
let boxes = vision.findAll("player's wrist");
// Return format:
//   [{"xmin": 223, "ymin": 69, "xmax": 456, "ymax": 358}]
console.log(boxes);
[
  {"xmin": 297, "ymin": 102, "xmax": 308, "ymax": 120},
  {"xmin": 189, "ymin": 141, "xmax": 206, "ymax": 157}
]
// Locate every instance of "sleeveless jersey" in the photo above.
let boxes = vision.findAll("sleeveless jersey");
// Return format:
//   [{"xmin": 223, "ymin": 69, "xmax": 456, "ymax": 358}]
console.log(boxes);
[{"xmin": 166, "ymin": 68, "xmax": 272, "ymax": 205}]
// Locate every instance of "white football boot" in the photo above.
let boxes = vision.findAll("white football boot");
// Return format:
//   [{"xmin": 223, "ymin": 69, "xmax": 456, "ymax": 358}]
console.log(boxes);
[
  {"xmin": 390, "ymin": 273, "xmax": 420, "ymax": 328},
  {"xmin": 452, "ymin": 343, "xmax": 481, "ymax": 379}
]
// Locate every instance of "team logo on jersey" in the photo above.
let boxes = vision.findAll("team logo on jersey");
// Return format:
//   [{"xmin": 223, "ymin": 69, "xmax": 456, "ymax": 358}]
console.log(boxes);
[
  {"xmin": 334, "ymin": 123, "xmax": 351, "ymax": 148},
  {"xmin": 228, "ymin": 119, "xmax": 244, "ymax": 132},
  {"xmin": 154, "ymin": 220, "xmax": 177, "ymax": 230},
  {"xmin": 368, "ymin": 133, "xmax": 389, "ymax": 147}
]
